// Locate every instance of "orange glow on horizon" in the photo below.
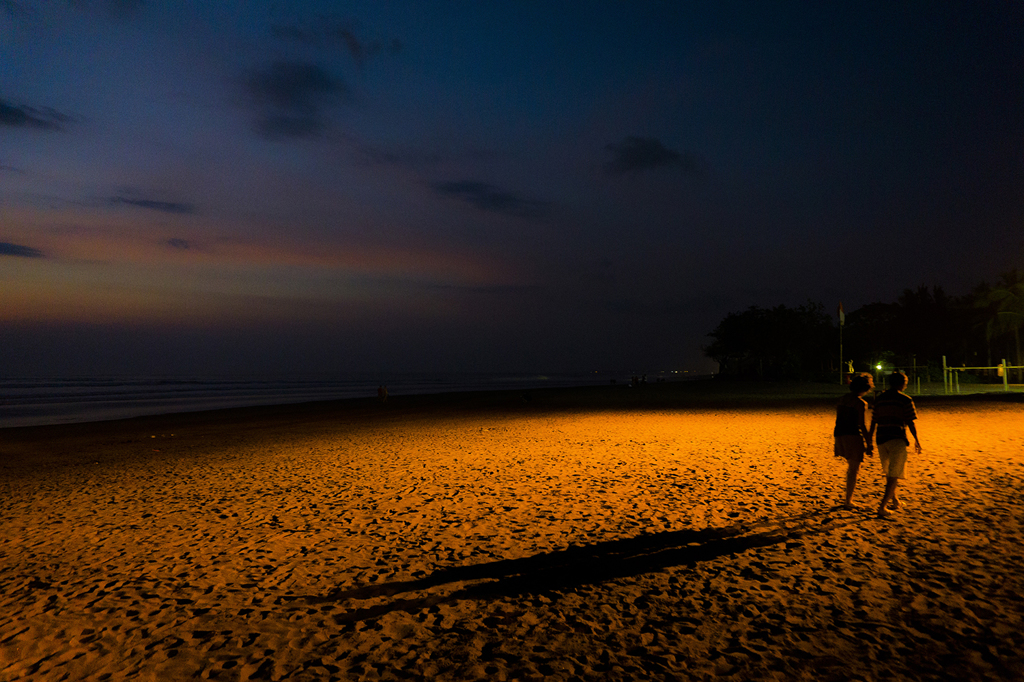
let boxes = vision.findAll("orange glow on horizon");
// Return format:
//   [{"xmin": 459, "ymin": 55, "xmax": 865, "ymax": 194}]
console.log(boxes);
[
  {"xmin": 2, "ymin": 204, "xmax": 515, "ymax": 285},
  {"xmin": 1, "ymin": 206, "xmax": 526, "ymax": 325}
]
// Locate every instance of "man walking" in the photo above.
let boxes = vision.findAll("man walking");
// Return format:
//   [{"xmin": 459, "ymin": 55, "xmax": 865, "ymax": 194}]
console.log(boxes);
[{"xmin": 869, "ymin": 371, "xmax": 922, "ymax": 518}]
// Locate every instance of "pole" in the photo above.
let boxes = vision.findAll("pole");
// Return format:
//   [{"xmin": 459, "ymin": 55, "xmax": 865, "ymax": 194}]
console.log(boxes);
[
  {"xmin": 1004, "ymin": 359, "xmax": 1009, "ymax": 392},
  {"xmin": 943, "ymin": 355, "xmax": 948, "ymax": 395},
  {"xmin": 839, "ymin": 324, "xmax": 843, "ymax": 385}
]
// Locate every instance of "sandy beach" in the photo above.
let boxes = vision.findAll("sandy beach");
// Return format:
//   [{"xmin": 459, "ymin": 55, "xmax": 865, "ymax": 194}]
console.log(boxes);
[{"xmin": 1, "ymin": 381, "xmax": 1023, "ymax": 681}]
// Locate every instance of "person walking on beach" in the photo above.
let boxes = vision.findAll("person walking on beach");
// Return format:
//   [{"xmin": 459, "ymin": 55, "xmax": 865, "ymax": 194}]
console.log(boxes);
[
  {"xmin": 870, "ymin": 371, "xmax": 922, "ymax": 518},
  {"xmin": 834, "ymin": 372, "xmax": 874, "ymax": 509}
]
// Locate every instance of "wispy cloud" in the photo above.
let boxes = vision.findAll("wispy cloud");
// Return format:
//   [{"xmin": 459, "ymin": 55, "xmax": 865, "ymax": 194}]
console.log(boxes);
[
  {"xmin": 166, "ymin": 238, "xmax": 190, "ymax": 250},
  {"xmin": 604, "ymin": 136, "xmax": 702, "ymax": 176},
  {"xmin": 110, "ymin": 196, "xmax": 195, "ymax": 214},
  {"xmin": 433, "ymin": 181, "xmax": 549, "ymax": 219},
  {"xmin": 0, "ymin": 98, "xmax": 72, "ymax": 131},
  {"xmin": 0, "ymin": 241, "xmax": 44, "ymax": 258},
  {"xmin": 271, "ymin": 21, "xmax": 402, "ymax": 66},
  {"xmin": 242, "ymin": 61, "xmax": 349, "ymax": 139}
]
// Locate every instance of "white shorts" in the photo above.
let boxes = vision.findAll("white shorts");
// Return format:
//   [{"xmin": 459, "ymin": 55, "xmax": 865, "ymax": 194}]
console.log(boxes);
[{"xmin": 878, "ymin": 440, "xmax": 908, "ymax": 479}]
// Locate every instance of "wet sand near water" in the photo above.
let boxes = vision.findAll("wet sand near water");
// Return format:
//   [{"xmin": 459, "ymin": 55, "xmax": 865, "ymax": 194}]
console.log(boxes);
[{"xmin": 2, "ymin": 382, "xmax": 1023, "ymax": 681}]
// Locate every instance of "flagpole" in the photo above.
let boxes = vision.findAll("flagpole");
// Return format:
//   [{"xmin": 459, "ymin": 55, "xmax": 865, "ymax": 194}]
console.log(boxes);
[
  {"xmin": 838, "ymin": 302, "xmax": 845, "ymax": 385},
  {"xmin": 839, "ymin": 322, "xmax": 843, "ymax": 385}
]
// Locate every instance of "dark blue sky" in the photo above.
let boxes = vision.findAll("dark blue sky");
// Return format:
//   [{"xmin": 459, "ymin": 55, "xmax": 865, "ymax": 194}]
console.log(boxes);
[{"xmin": 2, "ymin": 1, "xmax": 1022, "ymax": 377}]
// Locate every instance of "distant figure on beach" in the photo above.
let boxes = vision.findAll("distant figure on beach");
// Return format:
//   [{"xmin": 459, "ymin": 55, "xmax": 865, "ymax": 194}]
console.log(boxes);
[
  {"xmin": 377, "ymin": 385, "xmax": 388, "ymax": 403},
  {"xmin": 870, "ymin": 371, "xmax": 922, "ymax": 519},
  {"xmin": 834, "ymin": 372, "xmax": 874, "ymax": 509}
]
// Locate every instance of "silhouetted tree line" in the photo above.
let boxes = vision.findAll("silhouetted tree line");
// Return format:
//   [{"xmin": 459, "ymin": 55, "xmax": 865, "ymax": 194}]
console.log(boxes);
[
  {"xmin": 705, "ymin": 269, "xmax": 1024, "ymax": 382},
  {"xmin": 703, "ymin": 302, "xmax": 834, "ymax": 380}
]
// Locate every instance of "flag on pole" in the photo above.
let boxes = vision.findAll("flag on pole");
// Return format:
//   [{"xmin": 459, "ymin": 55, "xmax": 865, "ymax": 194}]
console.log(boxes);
[{"xmin": 838, "ymin": 302, "xmax": 845, "ymax": 326}]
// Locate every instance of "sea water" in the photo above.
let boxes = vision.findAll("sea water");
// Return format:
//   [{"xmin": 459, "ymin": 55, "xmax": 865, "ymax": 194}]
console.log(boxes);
[{"xmin": 0, "ymin": 372, "xmax": 657, "ymax": 428}]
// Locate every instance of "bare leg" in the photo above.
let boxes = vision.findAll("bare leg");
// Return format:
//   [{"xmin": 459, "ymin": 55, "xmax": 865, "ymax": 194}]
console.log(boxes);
[
  {"xmin": 878, "ymin": 477, "xmax": 899, "ymax": 518},
  {"xmin": 844, "ymin": 459, "xmax": 861, "ymax": 508}
]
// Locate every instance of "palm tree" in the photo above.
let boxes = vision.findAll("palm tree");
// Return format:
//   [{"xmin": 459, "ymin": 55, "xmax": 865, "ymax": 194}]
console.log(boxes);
[{"xmin": 979, "ymin": 269, "xmax": 1024, "ymax": 383}]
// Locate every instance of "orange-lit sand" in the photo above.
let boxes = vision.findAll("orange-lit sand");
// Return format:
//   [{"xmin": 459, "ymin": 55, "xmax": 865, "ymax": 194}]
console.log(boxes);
[{"xmin": 2, "ymin": 384, "xmax": 1023, "ymax": 680}]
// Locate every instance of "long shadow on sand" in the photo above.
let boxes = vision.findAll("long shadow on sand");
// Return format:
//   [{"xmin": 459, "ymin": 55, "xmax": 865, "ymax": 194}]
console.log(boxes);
[{"xmin": 308, "ymin": 508, "xmax": 866, "ymax": 624}]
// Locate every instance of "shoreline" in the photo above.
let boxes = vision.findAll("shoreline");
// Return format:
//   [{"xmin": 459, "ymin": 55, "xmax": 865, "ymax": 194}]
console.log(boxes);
[
  {"xmin": 3, "ymin": 378, "xmax": 1021, "ymax": 474},
  {"xmin": 1, "ymin": 372, "xmax": 701, "ymax": 431},
  {"xmin": 3, "ymin": 375, "xmax": 1020, "ymax": 436}
]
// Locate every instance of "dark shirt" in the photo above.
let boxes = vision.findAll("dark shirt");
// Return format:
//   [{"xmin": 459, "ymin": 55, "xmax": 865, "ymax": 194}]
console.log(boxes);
[
  {"xmin": 834, "ymin": 393, "xmax": 869, "ymax": 438},
  {"xmin": 872, "ymin": 389, "xmax": 917, "ymax": 446}
]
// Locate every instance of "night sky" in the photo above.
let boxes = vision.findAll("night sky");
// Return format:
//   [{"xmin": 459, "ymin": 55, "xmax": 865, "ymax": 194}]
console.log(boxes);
[{"xmin": 2, "ymin": 1, "xmax": 1023, "ymax": 378}]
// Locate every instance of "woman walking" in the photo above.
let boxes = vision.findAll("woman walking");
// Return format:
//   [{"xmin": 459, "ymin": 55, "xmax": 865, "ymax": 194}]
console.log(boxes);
[{"xmin": 834, "ymin": 372, "xmax": 874, "ymax": 509}]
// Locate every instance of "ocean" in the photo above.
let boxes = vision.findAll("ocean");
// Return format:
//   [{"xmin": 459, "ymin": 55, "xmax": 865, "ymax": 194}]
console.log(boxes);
[{"xmin": 0, "ymin": 371, "xmax": 694, "ymax": 429}]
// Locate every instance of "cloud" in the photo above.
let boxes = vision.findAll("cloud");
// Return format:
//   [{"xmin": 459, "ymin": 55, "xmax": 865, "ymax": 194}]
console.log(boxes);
[
  {"xmin": 110, "ymin": 196, "xmax": 195, "ymax": 214},
  {"xmin": 166, "ymin": 238, "xmax": 190, "ymax": 249},
  {"xmin": 330, "ymin": 30, "xmax": 402, "ymax": 65},
  {"xmin": 243, "ymin": 61, "xmax": 349, "ymax": 139},
  {"xmin": 0, "ymin": 241, "xmax": 44, "ymax": 258},
  {"xmin": 604, "ymin": 136, "xmax": 701, "ymax": 176},
  {"xmin": 433, "ymin": 181, "xmax": 549, "ymax": 219},
  {"xmin": 271, "ymin": 21, "xmax": 402, "ymax": 65},
  {"xmin": 0, "ymin": 98, "xmax": 71, "ymax": 131},
  {"xmin": 245, "ymin": 61, "xmax": 342, "ymax": 108},
  {"xmin": 336, "ymin": 28, "xmax": 372, "ymax": 64}
]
